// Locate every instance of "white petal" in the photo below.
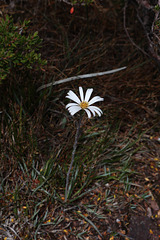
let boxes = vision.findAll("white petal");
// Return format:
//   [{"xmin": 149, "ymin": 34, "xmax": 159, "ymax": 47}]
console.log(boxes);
[
  {"xmin": 84, "ymin": 108, "xmax": 91, "ymax": 118},
  {"xmin": 66, "ymin": 90, "xmax": 81, "ymax": 104},
  {"xmin": 68, "ymin": 105, "xmax": 81, "ymax": 115},
  {"xmin": 88, "ymin": 106, "xmax": 103, "ymax": 117},
  {"xmin": 66, "ymin": 103, "xmax": 78, "ymax": 109},
  {"xmin": 79, "ymin": 87, "xmax": 84, "ymax": 102},
  {"xmin": 84, "ymin": 88, "xmax": 93, "ymax": 102},
  {"xmin": 88, "ymin": 96, "xmax": 104, "ymax": 105},
  {"xmin": 87, "ymin": 106, "xmax": 96, "ymax": 116},
  {"xmin": 89, "ymin": 106, "xmax": 103, "ymax": 114}
]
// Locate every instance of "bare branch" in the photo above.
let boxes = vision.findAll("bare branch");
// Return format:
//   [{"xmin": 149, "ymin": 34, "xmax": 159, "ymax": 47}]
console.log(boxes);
[{"xmin": 37, "ymin": 67, "xmax": 126, "ymax": 92}]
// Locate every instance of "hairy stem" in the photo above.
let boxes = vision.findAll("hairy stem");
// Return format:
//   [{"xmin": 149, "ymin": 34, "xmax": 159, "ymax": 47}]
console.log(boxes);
[{"xmin": 65, "ymin": 117, "xmax": 82, "ymax": 202}]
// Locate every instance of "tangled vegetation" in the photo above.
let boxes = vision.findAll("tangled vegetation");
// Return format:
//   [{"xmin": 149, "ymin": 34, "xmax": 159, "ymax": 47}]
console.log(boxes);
[{"xmin": 0, "ymin": 0, "xmax": 160, "ymax": 239}]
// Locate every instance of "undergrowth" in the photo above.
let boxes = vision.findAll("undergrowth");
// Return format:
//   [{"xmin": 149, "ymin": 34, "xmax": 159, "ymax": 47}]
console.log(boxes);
[
  {"xmin": 0, "ymin": 15, "xmax": 47, "ymax": 83},
  {"xmin": 1, "ymin": 0, "xmax": 160, "ymax": 239},
  {"xmin": 0, "ymin": 89, "xmax": 142, "ymax": 239}
]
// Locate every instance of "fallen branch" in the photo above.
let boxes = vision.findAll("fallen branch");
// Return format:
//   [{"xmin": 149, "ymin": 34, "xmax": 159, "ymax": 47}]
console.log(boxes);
[{"xmin": 37, "ymin": 66, "xmax": 127, "ymax": 92}]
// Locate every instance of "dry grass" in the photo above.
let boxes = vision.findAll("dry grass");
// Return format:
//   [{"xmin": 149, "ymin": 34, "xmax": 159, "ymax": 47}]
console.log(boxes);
[{"xmin": 0, "ymin": 0, "xmax": 160, "ymax": 239}]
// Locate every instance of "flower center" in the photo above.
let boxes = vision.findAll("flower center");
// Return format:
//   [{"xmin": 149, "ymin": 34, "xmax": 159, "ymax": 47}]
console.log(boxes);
[{"xmin": 80, "ymin": 101, "xmax": 89, "ymax": 109}]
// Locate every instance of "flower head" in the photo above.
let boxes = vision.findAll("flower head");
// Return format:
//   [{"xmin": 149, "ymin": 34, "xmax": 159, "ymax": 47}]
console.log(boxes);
[{"xmin": 66, "ymin": 86, "xmax": 104, "ymax": 118}]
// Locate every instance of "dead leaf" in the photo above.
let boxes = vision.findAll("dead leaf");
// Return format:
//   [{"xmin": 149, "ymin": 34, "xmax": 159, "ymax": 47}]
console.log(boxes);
[{"xmin": 148, "ymin": 199, "xmax": 159, "ymax": 211}]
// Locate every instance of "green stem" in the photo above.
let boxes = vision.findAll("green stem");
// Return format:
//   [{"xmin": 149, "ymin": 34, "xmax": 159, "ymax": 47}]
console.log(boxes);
[{"xmin": 65, "ymin": 117, "xmax": 82, "ymax": 202}]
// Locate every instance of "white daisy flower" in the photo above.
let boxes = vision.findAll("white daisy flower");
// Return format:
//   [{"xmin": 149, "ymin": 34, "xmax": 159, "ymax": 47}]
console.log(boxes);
[{"xmin": 66, "ymin": 86, "xmax": 104, "ymax": 118}]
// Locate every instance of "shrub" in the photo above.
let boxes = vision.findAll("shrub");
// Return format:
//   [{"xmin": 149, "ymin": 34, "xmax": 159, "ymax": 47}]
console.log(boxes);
[{"xmin": 0, "ymin": 15, "xmax": 47, "ymax": 83}]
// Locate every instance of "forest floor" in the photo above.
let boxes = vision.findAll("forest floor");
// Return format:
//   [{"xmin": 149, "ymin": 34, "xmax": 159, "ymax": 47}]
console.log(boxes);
[{"xmin": 0, "ymin": 0, "xmax": 160, "ymax": 239}]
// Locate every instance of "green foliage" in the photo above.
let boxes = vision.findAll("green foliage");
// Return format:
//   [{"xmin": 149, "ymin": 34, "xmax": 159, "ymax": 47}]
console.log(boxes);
[
  {"xmin": 154, "ymin": 4, "xmax": 160, "ymax": 11},
  {"xmin": 0, "ymin": 15, "xmax": 47, "ymax": 83}
]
